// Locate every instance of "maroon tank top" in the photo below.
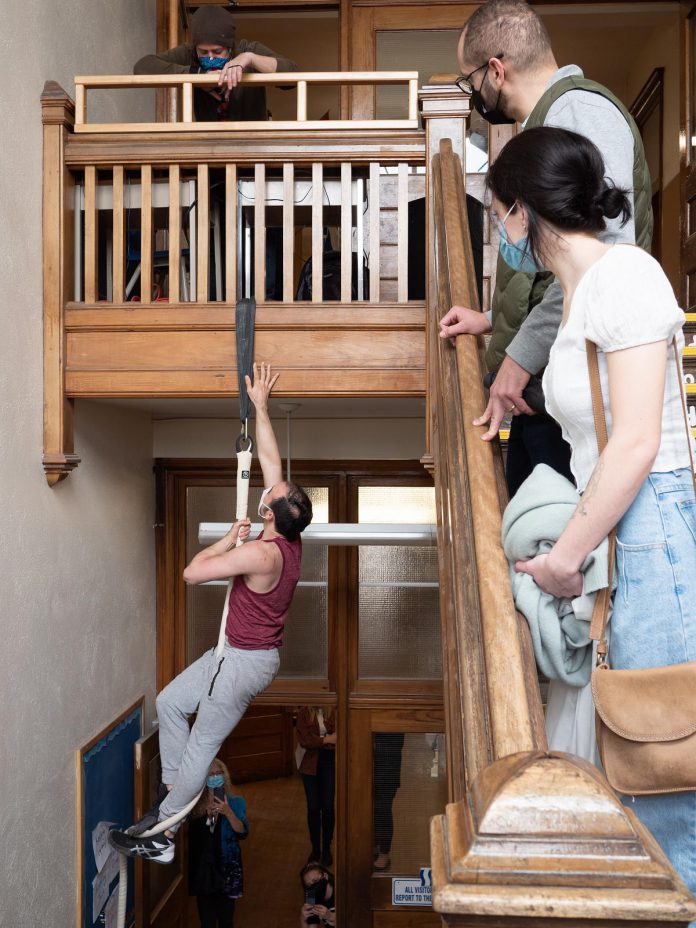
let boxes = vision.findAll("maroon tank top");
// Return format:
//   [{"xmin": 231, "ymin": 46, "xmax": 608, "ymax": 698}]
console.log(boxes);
[{"xmin": 225, "ymin": 534, "xmax": 302, "ymax": 650}]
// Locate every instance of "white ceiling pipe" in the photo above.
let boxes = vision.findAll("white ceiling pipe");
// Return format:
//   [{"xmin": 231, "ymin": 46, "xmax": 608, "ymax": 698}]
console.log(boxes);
[{"xmin": 199, "ymin": 522, "xmax": 438, "ymax": 546}]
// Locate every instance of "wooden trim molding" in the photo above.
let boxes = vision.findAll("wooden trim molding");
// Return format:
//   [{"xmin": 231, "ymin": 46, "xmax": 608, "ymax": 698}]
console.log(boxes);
[{"xmin": 42, "ymin": 82, "xmax": 81, "ymax": 486}]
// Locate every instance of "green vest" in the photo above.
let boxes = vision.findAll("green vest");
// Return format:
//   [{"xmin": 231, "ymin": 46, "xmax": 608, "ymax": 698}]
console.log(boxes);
[{"xmin": 485, "ymin": 75, "xmax": 654, "ymax": 374}]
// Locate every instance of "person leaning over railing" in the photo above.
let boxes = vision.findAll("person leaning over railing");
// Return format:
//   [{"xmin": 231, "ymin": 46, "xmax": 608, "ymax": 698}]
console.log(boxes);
[
  {"xmin": 134, "ymin": 5, "xmax": 298, "ymax": 122},
  {"xmin": 439, "ymin": 0, "xmax": 652, "ymax": 498},
  {"xmin": 487, "ymin": 124, "xmax": 696, "ymax": 899}
]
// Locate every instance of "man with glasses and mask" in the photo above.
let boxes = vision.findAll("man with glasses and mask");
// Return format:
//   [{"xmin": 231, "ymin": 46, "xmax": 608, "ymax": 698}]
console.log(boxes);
[
  {"xmin": 134, "ymin": 5, "xmax": 298, "ymax": 121},
  {"xmin": 439, "ymin": 0, "xmax": 652, "ymax": 496},
  {"xmin": 109, "ymin": 363, "xmax": 313, "ymax": 864}
]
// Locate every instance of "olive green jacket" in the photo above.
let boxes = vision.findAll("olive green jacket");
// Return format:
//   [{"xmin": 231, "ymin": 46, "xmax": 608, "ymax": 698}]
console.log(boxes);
[{"xmin": 485, "ymin": 69, "xmax": 653, "ymax": 374}]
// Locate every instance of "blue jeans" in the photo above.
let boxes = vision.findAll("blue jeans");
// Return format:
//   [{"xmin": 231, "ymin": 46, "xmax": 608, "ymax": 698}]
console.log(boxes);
[{"xmin": 611, "ymin": 469, "xmax": 696, "ymax": 897}]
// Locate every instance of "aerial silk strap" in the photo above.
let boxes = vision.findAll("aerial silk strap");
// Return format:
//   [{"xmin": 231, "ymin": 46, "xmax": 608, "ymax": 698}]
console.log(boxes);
[
  {"xmin": 115, "ymin": 300, "xmax": 258, "ymax": 928},
  {"xmin": 215, "ymin": 298, "xmax": 256, "ymax": 657}
]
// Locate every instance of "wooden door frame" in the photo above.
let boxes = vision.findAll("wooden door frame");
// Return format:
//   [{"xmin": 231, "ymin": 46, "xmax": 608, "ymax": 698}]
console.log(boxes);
[{"xmin": 347, "ymin": 706, "xmax": 445, "ymax": 928}]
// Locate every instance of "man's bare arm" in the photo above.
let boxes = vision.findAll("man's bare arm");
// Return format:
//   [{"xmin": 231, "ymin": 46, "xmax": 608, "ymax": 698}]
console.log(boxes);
[
  {"xmin": 183, "ymin": 530, "xmax": 279, "ymax": 585},
  {"xmin": 246, "ymin": 363, "xmax": 283, "ymax": 488}
]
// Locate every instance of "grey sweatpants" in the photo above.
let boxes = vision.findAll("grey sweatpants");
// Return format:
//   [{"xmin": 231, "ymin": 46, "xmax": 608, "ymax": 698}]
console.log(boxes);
[{"xmin": 156, "ymin": 643, "xmax": 280, "ymax": 829}]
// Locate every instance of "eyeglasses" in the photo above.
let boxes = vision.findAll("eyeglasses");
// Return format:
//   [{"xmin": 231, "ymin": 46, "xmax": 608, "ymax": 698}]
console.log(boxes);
[{"xmin": 455, "ymin": 53, "xmax": 505, "ymax": 94}]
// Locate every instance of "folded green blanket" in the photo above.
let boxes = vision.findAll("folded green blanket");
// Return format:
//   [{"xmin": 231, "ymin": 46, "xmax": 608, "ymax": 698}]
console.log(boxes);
[{"xmin": 501, "ymin": 464, "xmax": 610, "ymax": 686}]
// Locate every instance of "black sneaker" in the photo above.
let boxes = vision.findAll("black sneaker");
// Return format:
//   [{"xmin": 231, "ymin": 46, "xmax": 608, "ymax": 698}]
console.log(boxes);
[
  {"xmin": 126, "ymin": 783, "xmax": 170, "ymax": 837},
  {"xmin": 108, "ymin": 827, "xmax": 175, "ymax": 864}
]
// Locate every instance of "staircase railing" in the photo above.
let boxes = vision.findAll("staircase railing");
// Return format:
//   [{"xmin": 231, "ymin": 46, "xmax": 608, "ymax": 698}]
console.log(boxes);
[{"xmin": 428, "ymin": 133, "xmax": 696, "ymax": 926}]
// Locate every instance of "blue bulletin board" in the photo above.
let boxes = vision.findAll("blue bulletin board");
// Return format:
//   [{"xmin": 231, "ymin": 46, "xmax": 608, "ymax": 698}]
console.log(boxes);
[{"xmin": 77, "ymin": 699, "xmax": 143, "ymax": 928}]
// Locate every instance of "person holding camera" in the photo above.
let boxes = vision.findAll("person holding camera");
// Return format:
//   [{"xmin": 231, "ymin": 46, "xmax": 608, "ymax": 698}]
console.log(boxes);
[
  {"xmin": 188, "ymin": 758, "xmax": 248, "ymax": 928},
  {"xmin": 300, "ymin": 863, "xmax": 336, "ymax": 927}
]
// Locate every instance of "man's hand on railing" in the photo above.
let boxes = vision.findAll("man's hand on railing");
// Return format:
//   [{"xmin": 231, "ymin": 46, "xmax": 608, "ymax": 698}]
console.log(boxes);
[
  {"xmin": 217, "ymin": 53, "xmax": 253, "ymax": 95},
  {"xmin": 439, "ymin": 305, "xmax": 491, "ymax": 346},
  {"xmin": 474, "ymin": 355, "xmax": 535, "ymax": 440}
]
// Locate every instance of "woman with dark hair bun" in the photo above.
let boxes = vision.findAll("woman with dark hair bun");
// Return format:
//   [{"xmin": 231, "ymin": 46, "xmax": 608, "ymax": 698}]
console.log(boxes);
[{"xmin": 488, "ymin": 126, "xmax": 696, "ymax": 896}]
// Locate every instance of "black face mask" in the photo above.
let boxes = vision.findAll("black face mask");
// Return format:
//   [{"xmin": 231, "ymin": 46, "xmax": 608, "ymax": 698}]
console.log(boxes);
[{"xmin": 471, "ymin": 70, "xmax": 515, "ymax": 125}]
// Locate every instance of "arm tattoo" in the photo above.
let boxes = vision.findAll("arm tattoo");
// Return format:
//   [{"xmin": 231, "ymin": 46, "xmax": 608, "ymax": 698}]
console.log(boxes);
[{"xmin": 577, "ymin": 459, "xmax": 605, "ymax": 518}]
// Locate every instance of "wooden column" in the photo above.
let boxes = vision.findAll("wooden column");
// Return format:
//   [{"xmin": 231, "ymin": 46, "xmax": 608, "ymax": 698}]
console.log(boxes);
[
  {"xmin": 41, "ymin": 81, "xmax": 80, "ymax": 486},
  {"xmin": 419, "ymin": 81, "xmax": 469, "ymax": 475}
]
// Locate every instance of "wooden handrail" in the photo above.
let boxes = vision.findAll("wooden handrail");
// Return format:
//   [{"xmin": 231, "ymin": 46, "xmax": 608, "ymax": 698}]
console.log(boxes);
[
  {"xmin": 72, "ymin": 71, "xmax": 420, "ymax": 133},
  {"xmin": 428, "ymin": 136, "xmax": 696, "ymax": 925}
]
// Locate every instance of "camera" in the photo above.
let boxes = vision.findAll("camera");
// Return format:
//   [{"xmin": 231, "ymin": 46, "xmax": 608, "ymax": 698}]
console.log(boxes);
[{"xmin": 213, "ymin": 785, "xmax": 225, "ymax": 803}]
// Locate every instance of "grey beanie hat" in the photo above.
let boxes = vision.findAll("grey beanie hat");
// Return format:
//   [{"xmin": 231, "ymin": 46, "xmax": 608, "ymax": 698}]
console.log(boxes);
[{"xmin": 191, "ymin": 7, "xmax": 236, "ymax": 48}]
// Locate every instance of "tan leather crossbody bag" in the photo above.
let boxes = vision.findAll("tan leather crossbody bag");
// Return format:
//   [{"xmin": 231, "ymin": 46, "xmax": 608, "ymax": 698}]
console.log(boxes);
[{"xmin": 586, "ymin": 338, "xmax": 696, "ymax": 795}]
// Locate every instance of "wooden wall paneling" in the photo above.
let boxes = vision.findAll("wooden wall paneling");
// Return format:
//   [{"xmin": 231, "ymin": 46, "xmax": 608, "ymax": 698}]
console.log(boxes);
[
  {"xmin": 283, "ymin": 162, "xmax": 294, "ymax": 302},
  {"xmin": 112, "ymin": 165, "xmax": 125, "ymax": 303},
  {"xmin": 140, "ymin": 164, "xmax": 153, "ymax": 304},
  {"xmin": 254, "ymin": 162, "xmax": 266, "ymax": 304},
  {"xmin": 312, "ymin": 161, "xmax": 323, "ymax": 303},
  {"xmin": 41, "ymin": 82, "xmax": 81, "ymax": 486},
  {"xmin": 347, "ymin": 708, "xmax": 374, "ymax": 928},
  {"xmin": 196, "ymin": 163, "xmax": 209, "ymax": 303}
]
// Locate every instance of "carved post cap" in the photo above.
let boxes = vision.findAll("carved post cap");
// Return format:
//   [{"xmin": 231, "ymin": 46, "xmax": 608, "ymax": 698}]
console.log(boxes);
[
  {"xmin": 41, "ymin": 81, "xmax": 75, "ymax": 127},
  {"xmin": 419, "ymin": 80, "xmax": 471, "ymax": 121},
  {"xmin": 431, "ymin": 750, "xmax": 696, "ymax": 923}
]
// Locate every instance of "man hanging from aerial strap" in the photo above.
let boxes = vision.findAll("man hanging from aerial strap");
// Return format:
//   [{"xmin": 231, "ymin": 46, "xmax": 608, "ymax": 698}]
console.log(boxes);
[{"xmin": 109, "ymin": 363, "xmax": 313, "ymax": 863}]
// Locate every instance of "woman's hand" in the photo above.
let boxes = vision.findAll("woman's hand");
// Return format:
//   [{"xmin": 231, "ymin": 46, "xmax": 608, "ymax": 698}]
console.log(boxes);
[
  {"xmin": 211, "ymin": 795, "xmax": 231, "ymax": 819},
  {"xmin": 514, "ymin": 551, "xmax": 583, "ymax": 599},
  {"xmin": 322, "ymin": 732, "xmax": 337, "ymax": 746},
  {"xmin": 311, "ymin": 905, "xmax": 334, "ymax": 925}
]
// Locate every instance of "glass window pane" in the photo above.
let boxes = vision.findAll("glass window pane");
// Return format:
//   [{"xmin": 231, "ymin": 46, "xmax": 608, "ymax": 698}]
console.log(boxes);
[
  {"xmin": 373, "ymin": 732, "xmax": 447, "ymax": 876},
  {"xmin": 358, "ymin": 487, "xmax": 441, "ymax": 680},
  {"xmin": 185, "ymin": 485, "xmax": 329, "ymax": 676}
]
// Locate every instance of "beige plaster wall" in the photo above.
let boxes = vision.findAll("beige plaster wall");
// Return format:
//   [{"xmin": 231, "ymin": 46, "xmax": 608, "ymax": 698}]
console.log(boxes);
[
  {"xmin": 0, "ymin": 3, "xmax": 157, "ymax": 925},
  {"xmin": 153, "ymin": 415, "xmax": 426, "ymax": 460}
]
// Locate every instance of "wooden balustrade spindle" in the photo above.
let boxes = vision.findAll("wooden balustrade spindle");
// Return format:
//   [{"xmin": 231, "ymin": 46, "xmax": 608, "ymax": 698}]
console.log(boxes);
[
  {"xmin": 312, "ymin": 163, "xmax": 323, "ymax": 303},
  {"xmin": 369, "ymin": 162, "xmax": 380, "ymax": 302},
  {"xmin": 254, "ymin": 163, "xmax": 266, "ymax": 304},
  {"xmin": 84, "ymin": 165, "xmax": 98, "ymax": 303},
  {"xmin": 340, "ymin": 163, "xmax": 352, "ymax": 302},
  {"xmin": 283, "ymin": 163, "xmax": 294, "ymax": 302},
  {"xmin": 182, "ymin": 82, "xmax": 193, "ymax": 124},
  {"xmin": 297, "ymin": 81, "xmax": 308, "ymax": 121},
  {"xmin": 112, "ymin": 166, "xmax": 125, "ymax": 303},
  {"xmin": 75, "ymin": 83, "xmax": 86, "ymax": 127},
  {"xmin": 225, "ymin": 164, "xmax": 237, "ymax": 303},
  {"xmin": 140, "ymin": 165, "xmax": 152, "ymax": 304},
  {"xmin": 197, "ymin": 164, "xmax": 209, "ymax": 303},
  {"xmin": 397, "ymin": 162, "xmax": 409, "ymax": 303},
  {"xmin": 168, "ymin": 165, "xmax": 180, "ymax": 303}
]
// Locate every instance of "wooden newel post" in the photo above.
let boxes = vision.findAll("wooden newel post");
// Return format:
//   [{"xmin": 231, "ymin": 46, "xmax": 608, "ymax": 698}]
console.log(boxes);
[
  {"xmin": 419, "ymin": 80, "xmax": 469, "ymax": 476},
  {"xmin": 42, "ymin": 81, "xmax": 81, "ymax": 486}
]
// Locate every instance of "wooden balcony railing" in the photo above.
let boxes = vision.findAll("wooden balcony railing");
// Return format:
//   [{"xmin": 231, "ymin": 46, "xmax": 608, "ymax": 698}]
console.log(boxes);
[
  {"xmin": 428, "ymin": 136, "xmax": 696, "ymax": 926},
  {"xmin": 73, "ymin": 71, "xmax": 420, "ymax": 133},
  {"xmin": 41, "ymin": 73, "xmax": 434, "ymax": 485}
]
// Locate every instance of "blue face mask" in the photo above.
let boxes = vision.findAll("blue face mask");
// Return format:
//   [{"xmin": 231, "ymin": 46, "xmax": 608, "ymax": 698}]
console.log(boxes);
[
  {"xmin": 199, "ymin": 56, "xmax": 230, "ymax": 72},
  {"xmin": 496, "ymin": 203, "xmax": 544, "ymax": 273},
  {"xmin": 207, "ymin": 774, "xmax": 225, "ymax": 789}
]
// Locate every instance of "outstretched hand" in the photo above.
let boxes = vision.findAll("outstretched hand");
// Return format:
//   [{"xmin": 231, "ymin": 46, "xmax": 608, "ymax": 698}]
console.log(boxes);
[{"xmin": 245, "ymin": 362, "xmax": 279, "ymax": 412}]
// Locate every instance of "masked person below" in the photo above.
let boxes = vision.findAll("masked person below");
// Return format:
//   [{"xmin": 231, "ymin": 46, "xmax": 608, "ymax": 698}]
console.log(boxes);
[
  {"xmin": 300, "ymin": 863, "xmax": 336, "ymax": 928},
  {"xmin": 134, "ymin": 6, "xmax": 298, "ymax": 122}
]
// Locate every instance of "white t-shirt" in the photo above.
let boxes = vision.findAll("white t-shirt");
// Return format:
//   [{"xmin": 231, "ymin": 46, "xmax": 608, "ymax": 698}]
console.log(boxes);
[{"xmin": 543, "ymin": 245, "xmax": 688, "ymax": 492}]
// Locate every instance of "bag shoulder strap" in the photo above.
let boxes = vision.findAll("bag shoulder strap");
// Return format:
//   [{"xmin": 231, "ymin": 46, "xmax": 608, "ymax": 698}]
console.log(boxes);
[{"xmin": 586, "ymin": 337, "xmax": 696, "ymax": 657}]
